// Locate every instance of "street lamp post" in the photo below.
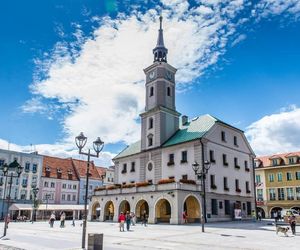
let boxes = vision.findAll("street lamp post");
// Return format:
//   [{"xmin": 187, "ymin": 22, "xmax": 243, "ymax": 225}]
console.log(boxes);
[
  {"xmin": 31, "ymin": 186, "xmax": 39, "ymax": 222},
  {"xmin": 0, "ymin": 160, "xmax": 23, "ymax": 237},
  {"xmin": 192, "ymin": 160, "xmax": 211, "ymax": 233},
  {"xmin": 75, "ymin": 132, "xmax": 104, "ymax": 249}
]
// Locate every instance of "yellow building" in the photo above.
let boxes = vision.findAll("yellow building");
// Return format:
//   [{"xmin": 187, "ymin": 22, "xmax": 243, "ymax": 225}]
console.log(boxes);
[{"xmin": 255, "ymin": 152, "xmax": 300, "ymax": 218}]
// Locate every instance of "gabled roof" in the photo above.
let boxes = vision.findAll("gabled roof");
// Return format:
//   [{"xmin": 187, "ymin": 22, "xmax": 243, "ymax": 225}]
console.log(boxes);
[
  {"xmin": 114, "ymin": 114, "xmax": 231, "ymax": 160},
  {"xmin": 72, "ymin": 159, "xmax": 102, "ymax": 180},
  {"xmin": 42, "ymin": 156, "xmax": 79, "ymax": 181},
  {"xmin": 256, "ymin": 151, "xmax": 300, "ymax": 168}
]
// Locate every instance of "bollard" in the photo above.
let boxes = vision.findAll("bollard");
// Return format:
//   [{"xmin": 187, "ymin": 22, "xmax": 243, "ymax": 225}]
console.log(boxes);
[{"xmin": 88, "ymin": 233, "xmax": 103, "ymax": 250}]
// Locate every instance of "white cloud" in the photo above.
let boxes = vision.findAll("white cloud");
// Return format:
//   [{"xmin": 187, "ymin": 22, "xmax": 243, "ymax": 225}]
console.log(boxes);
[{"xmin": 246, "ymin": 106, "xmax": 300, "ymax": 156}]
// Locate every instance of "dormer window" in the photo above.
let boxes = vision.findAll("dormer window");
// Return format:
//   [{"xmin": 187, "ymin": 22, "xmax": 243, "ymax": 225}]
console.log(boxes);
[
  {"xmin": 57, "ymin": 168, "xmax": 62, "ymax": 179},
  {"xmin": 272, "ymin": 159, "xmax": 278, "ymax": 166},
  {"xmin": 288, "ymin": 157, "xmax": 295, "ymax": 164},
  {"xmin": 68, "ymin": 170, "xmax": 73, "ymax": 180},
  {"xmin": 45, "ymin": 166, "xmax": 51, "ymax": 177}
]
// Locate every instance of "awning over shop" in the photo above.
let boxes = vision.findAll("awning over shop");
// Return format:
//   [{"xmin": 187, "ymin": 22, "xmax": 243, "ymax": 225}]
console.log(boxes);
[{"xmin": 9, "ymin": 203, "xmax": 86, "ymax": 211}]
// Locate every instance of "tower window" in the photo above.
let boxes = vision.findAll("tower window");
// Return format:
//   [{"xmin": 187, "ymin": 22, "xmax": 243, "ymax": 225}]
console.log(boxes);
[
  {"xmin": 167, "ymin": 87, "xmax": 171, "ymax": 96},
  {"xmin": 149, "ymin": 117, "xmax": 153, "ymax": 129},
  {"xmin": 147, "ymin": 134, "xmax": 153, "ymax": 147},
  {"xmin": 150, "ymin": 87, "xmax": 154, "ymax": 97}
]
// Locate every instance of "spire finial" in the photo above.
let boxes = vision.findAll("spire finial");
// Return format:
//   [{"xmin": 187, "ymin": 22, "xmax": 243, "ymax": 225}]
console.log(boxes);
[{"xmin": 152, "ymin": 15, "xmax": 168, "ymax": 63}]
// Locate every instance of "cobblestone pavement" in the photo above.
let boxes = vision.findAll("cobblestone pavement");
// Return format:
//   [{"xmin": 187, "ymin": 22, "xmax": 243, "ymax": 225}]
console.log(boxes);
[{"xmin": 0, "ymin": 220, "xmax": 299, "ymax": 250}]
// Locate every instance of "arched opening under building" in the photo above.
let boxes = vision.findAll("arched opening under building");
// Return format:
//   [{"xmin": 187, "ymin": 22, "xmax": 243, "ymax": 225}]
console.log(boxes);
[
  {"xmin": 135, "ymin": 199, "xmax": 149, "ymax": 222},
  {"xmin": 256, "ymin": 207, "xmax": 266, "ymax": 219},
  {"xmin": 91, "ymin": 202, "xmax": 101, "ymax": 221},
  {"xmin": 104, "ymin": 201, "xmax": 114, "ymax": 221},
  {"xmin": 291, "ymin": 207, "xmax": 300, "ymax": 213},
  {"xmin": 155, "ymin": 199, "xmax": 171, "ymax": 223},
  {"xmin": 119, "ymin": 200, "xmax": 130, "ymax": 214},
  {"xmin": 183, "ymin": 196, "xmax": 201, "ymax": 223},
  {"xmin": 270, "ymin": 207, "xmax": 282, "ymax": 218}
]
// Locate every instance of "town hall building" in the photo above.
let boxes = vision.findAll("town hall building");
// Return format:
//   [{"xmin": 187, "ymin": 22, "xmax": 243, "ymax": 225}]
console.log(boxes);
[{"xmin": 89, "ymin": 17, "xmax": 255, "ymax": 224}]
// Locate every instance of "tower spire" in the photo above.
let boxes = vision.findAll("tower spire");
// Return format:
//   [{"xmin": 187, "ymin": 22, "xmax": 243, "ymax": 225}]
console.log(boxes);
[{"xmin": 153, "ymin": 15, "xmax": 168, "ymax": 62}]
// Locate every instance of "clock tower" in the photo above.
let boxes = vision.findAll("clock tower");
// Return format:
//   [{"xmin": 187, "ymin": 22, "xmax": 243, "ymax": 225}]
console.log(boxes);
[{"xmin": 140, "ymin": 16, "xmax": 180, "ymax": 151}]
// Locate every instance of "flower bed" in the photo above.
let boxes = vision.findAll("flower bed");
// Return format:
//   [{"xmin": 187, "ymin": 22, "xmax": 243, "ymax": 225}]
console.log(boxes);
[
  {"xmin": 94, "ymin": 186, "xmax": 105, "ymax": 191},
  {"xmin": 136, "ymin": 181, "xmax": 150, "ymax": 187},
  {"xmin": 158, "ymin": 178, "xmax": 175, "ymax": 184},
  {"xmin": 179, "ymin": 179, "xmax": 196, "ymax": 185},
  {"xmin": 122, "ymin": 183, "xmax": 135, "ymax": 188},
  {"xmin": 106, "ymin": 185, "xmax": 119, "ymax": 190}
]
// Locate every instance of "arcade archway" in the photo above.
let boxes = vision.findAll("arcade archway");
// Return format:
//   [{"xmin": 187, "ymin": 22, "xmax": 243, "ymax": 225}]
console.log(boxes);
[
  {"xmin": 104, "ymin": 201, "xmax": 114, "ymax": 221},
  {"xmin": 183, "ymin": 195, "xmax": 201, "ymax": 223},
  {"xmin": 135, "ymin": 199, "xmax": 149, "ymax": 222},
  {"xmin": 155, "ymin": 198, "xmax": 171, "ymax": 223},
  {"xmin": 256, "ymin": 207, "xmax": 266, "ymax": 219},
  {"xmin": 119, "ymin": 200, "xmax": 130, "ymax": 214},
  {"xmin": 91, "ymin": 202, "xmax": 101, "ymax": 221},
  {"xmin": 270, "ymin": 207, "xmax": 282, "ymax": 218}
]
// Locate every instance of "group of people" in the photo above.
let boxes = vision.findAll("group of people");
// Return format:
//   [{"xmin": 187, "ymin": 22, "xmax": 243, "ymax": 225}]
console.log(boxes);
[
  {"xmin": 118, "ymin": 211, "xmax": 147, "ymax": 231},
  {"xmin": 49, "ymin": 211, "xmax": 67, "ymax": 228}
]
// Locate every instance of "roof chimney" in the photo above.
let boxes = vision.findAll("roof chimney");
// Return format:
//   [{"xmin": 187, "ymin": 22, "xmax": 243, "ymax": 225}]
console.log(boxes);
[{"xmin": 182, "ymin": 115, "xmax": 188, "ymax": 126}]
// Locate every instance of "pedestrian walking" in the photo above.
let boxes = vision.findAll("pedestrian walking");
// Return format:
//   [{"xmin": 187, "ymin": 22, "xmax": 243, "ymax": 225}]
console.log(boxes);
[
  {"xmin": 182, "ymin": 210, "xmax": 188, "ymax": 224},
  {"xmin": 130, "ymin": 212, "xmax": 136, "ymax": 226},
  {"xmin": 277, "ymin": 210, "xmax": 282, "ymax": 221},
  {"xmin": 288, "ymin": 215, "xmax": 296, "ymax": 235},
  {"xmin": 118, "ymin": 212, "xmax": 125, "ymax": 232},
  {"xmin": 251, "ymin": 210, "xmax": 256, "ymax": 222},
  {"xmin": 60, "ymin": 212, "xmax": 66, "ymax": 228},
  {"xmin": 49, "ymin": 212, "xmax": 56, "ymax": 228},
  {"xmin": 258, "ymin": 211, "xmax": 262, "ymax": 221},
  {"xmin": 141, "ymin": 210, "xmax": 148, "ymax": 227},
  {"xmin": 125, "ymin": 211, "xmax": 131, "ymax": 231},
  {"xmin": 273, "ymin": 211, "xmax": 278, "ymax": 223}
]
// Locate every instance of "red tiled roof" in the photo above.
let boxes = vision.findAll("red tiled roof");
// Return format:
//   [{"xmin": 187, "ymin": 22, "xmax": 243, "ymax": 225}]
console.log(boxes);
[
  {"xmin": 42, "ymin": 155, "xmax": 78, "ymax": 181},
  {"xmin": 72, "ymin": 159, "xmax": 101, "ymax": 180},
  {"xmin": 256, "ymin": 151, "xmax": 300, "ymax": 168},
  {"xmin": 96, "ymin": 166, "xmax": 106, "ymax": 178}
]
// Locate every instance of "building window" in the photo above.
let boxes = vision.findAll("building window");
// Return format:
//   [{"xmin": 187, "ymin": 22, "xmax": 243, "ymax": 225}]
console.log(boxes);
[
  {"xmin": 268, "ymin": 173, "xmax": 274, "ymax": 182},
  {"xmin": 287, "ymin": 188, "xmax": 294, "ymax": 200},
  {"xmin": 296, "ymin": 187, "xmax": 300, "ymax": 200},
  {"xmin": 277, "ymin": 172, "xmax": 282, "ymax": 182},
  {"xmin": 287, "ymin": 172, "xmax": 292, "ymax": 181},
  {"xmin": 45, "ymin": 167, "xmax": 51, "ymax": 177},
  {"xmin": 209, "ymin": 150, "xmax": 215, "ymax": 163},
  {"xmin": 235, "ymin": 179, "xmax": 241, "ymax": 192},
  {"xmin": 211, "ymin": 199, "xmax": 218, "ymax": 215},
  {"xmin": 234, "ymin": 158, "xmax": 240, "ymax": 169},
  {"xmin": 73, "ymin": 185, "xmax": 77, "ymax": 190},
  {"xmin": 89, "ymin": 185, "xmax": 93, "ymax": 190},
  {"xmin": 223, "ymin": 177, "xmax": 229, "ymax": 191},
  {"xmin": 269, "ymin": 188, "xmax": 276, "ymax": 200},
  {"xmin": 130, "ymin": 162, "xmax": 135, "ymax": 172},
  {"xmin": 0, "ymin": 159, "xmax": 5, "ymax": 166},
  {"xmin": 50, "ymin": 182, "xmax": 55, "ymax": 188},
  {"xmin": 182, "ymin": 174, "xmax": 188, "ymax": 180},
  {"xmin": 44, "ymin": 181, "xmax": 48, "ymax": 187},
  {"xmin": 167, "ymin": 154, "xmax": 175, "ymax": 166},
  {"xmin": 244, "ymin": 161, "xmax": 249, "ymax": 171},
  {"xmin": 148, "ymin": 135, "xmax": 153, "ymax": 146},
  {"xmin": 210, "ymin": 175, "xmax": 217, "ymax": 189},
  {"xmin": 32, "ymin": 164, "xmax": 37, "ymax": 173},
  {"xmin": 296, "ymin": 172, "xmax": 300, "ymax": 180},
  {"xmin": 25, "ymin": 162, "xmax": 30, "ymax": 172},
  {"xmin": 219, "ymin": 201, "xmax": 223, "ymax": 209},
  {"xmin": 272, "ymin": 159, "xmax": 278, "ymax": 166},
  {"xmin": 233, "ymin": 136, "xmax": 238, "ymax": 146},
  {"xmin": 122, "ymin": 164, "xmax": 127, "ymax": 174},
  {"xmin": 288, "ymin": 157, "xmax": 295, "ymax": 164},
  {"xmin": 62, "ymin": 184, "xmax": 66, "ymax": 189},
  {"xmin": 181, "ymin": 151, "xmax": 188, "ymax": 163},
  {"xmin": 147, "ymin": 162, "xmax": 153, "ymax": 171},
  {"xmin": 224, "ymin": 200, "xmax": 230, "ymax": 215},
  {"xmin": 246, "ymin": 202, "xmax": 252, "ymax": 215},
  {"xmin": 72, "ymin": 195, "xmax": 76, "ymax": 201},
  {"xmin": 67, "ymin": 194, "xmax": 71, "ymax": 201},
  {"xmin": 246, "ymin": 181, "xmax": 250, "ymax": 193},
  {"xmin": 150, "ymin": 86, "xmax": 154, "ymax": 97},
  {"xmin": 148, "ymin": 118, "xmax": 153, "ymax": 129},
  {"xmin": 277, "ymin": 188, "xmax": 285, "ymax": 200},
  {"xmin": 255, "ymin": 175, "xmax": 261, "ymax": 183},
  {"xmin": 223, "ymin": 154, "xmax": 228, "ymax": 166},
  {"xmin": 167, "ymin": 87, "xmax": 171, "ymax": 96},
  {"xmin": 257, "ymin": 189, "xmax": 263, "ymax": 200},
  {"xmin": 62, "ymin": 194, "xmax": 65, "ymax": 200},
  {"xmin": 221, "ymin": 131, "xmax": 226, "ymax": 142}
]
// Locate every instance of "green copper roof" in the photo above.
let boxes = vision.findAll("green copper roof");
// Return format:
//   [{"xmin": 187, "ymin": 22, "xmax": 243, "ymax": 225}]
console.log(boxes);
[
  {"xmin": 163, "ymin": 114, "xmax": 217, "ymax": 147},
  {"xmin": 113, "ymin": 140, "xmax": 141, "ymax": 160},
  {"xmin": 113, "ymin": 114, "xmax": 233, "ymax": 159}
]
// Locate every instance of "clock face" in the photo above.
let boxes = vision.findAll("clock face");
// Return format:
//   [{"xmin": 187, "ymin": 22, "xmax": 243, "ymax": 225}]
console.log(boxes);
[
  {"xmin": 166, "ymin": 71, "xmax": 172, "ymax": 80},
  {"xmin": 149, "ymin": 71, "xmax": 155, "ymax": 80}
]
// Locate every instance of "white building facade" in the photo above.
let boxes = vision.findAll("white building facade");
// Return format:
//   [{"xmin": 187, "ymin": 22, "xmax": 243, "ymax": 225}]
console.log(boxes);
[{"xmin": 89, "ymin": 17, "xmax": 255, "ymax": 224}]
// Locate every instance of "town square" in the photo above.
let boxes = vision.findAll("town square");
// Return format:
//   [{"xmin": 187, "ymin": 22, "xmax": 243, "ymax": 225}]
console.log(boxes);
[{"xmin": 1, "ymin": 0, "xmax": 300, "ymax": 249}]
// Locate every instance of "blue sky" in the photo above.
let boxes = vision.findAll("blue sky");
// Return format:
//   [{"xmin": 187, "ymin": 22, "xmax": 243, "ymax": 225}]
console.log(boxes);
[{"xmin": 1, "ymin": 0, "xmax": 300, "ymax": 166}]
